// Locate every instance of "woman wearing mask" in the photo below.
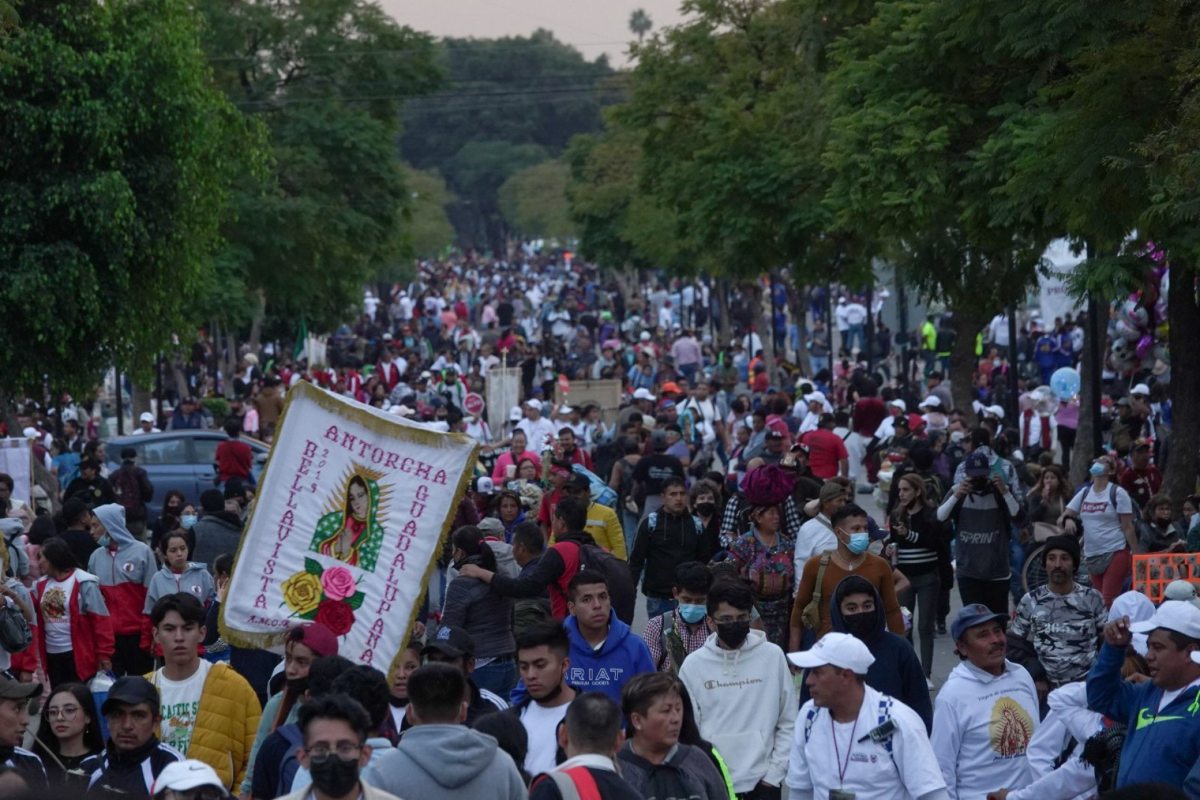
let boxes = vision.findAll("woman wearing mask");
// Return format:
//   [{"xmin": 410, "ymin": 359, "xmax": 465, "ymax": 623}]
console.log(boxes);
[
  {"xmin": 150, "ymin": 490, "xmax": 187, "ymax": 553},
  {"xmin": 727, "ymin": 502, "xmax": 795, "ymax": 648},
  {"xmin": 1061, "ymin": 455, "xmax": 1137, "ymax": 607},
  {"xmin": 617, "ymin": 673, "xmax": 730, "ymax": 800},
  {"xmin": 31, "ymin": 683, "xmax": 104, "ymax": 787},
  {"xmin": 688, "ymin": 480, "xmax": 722, "ymax": 563},
  {"xmin": 889, "ymin": 473, "xmax": 946, "ymax": 684},
  {"xmin": 441, "ymin": 525, "xmax": 516, "ymax": 696}
]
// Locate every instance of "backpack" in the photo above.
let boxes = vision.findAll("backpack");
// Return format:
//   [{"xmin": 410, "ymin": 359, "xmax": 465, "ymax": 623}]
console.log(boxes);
[
  {"xmin": 576, "ymin": 542, "xmax": 636, "ymax": 625},
  {"xmin": 571, "ymin": 464, "xmax": 617, "ymax": 509},
  {"xmin": 531, "ymin": 766, "xmax": 601, "ymax": 800},
  {"xmin": 111, "ymin": 465, "xmax": 144, "ymax": 514},
  {"xmin": 275, "ymin": 723, "xmax": 305, "ymax": 798},
  {"xmin": 0, "ymin": 595, "xmax": 31, "ymax": 653}
]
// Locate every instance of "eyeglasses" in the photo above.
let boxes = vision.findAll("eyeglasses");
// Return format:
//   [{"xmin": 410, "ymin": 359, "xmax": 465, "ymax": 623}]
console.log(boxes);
[
  {"xmin": 305, "ymin": 743, "xmax": 362, "ymax": 760},
  {"xmin": 712, "ymin": 615, "xmax": 751, "ymax": 625},
  {"xmin": 47, "ymin": 705, "xmax": 81, "ymax": 720}
]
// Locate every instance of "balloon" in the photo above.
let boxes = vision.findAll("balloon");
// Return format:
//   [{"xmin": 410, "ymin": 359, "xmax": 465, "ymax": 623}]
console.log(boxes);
[
  {"xmin": 1050, "ymin": 367, "xmax": 1081, "ymax": 401},
  {"xmin": 1122, "ymin": 299, "xmax": 1149, "ymax": 330},
  {"xmin": 1136, "ymin": 334, "xmax": 1154, "ymax": 361},
  {"xmin": 1115, "ymin": 319, "xmax": 1140, "ymax": 342}
]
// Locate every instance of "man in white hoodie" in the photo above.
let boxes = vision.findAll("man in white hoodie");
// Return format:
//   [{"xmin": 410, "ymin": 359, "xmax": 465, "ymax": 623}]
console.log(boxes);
[
  {"xmin": 678, "ymin": 579, "xmax": 796, "ymax": 799},
  {"xmin": 932, "ymin": 604, "xmax": 1039, "ymax": 800}
]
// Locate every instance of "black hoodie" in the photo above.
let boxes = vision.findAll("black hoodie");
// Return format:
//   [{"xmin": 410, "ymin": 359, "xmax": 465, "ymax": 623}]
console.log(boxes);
[{"xmin": 800, "ymin": 575, "xmax": 933, "ymax": 732}]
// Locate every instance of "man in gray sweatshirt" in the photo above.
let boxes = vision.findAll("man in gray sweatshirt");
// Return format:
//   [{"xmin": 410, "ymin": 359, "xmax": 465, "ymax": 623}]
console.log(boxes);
[{"xmin": 363, "ymin": 663, "xmax": 527, "ymax": 800}]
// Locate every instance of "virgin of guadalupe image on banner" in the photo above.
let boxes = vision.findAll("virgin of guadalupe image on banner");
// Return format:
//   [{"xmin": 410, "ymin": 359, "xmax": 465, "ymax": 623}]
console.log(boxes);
[{"xmin": 220, "ymin": 381, "xmax": 478, "ymax": 672}]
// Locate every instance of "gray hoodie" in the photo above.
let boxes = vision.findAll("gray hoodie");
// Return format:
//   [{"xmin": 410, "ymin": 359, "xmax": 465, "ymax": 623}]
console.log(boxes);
[{"xmin": 364, "ymin": 724, "xmax": 527, "ymax": 800}]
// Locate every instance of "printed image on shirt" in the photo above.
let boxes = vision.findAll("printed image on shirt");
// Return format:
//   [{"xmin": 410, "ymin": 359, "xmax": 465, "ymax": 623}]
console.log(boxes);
[
  {"xmin": 41, "ymin": 587, "xmax": 66, "ymax": 620},
  {"xmin": 161, "ymin": 699, "xmax": 200, "ymax": 753},
  {"xmin": 989, "ymin": 697, "xmax": 1034, "ymax": 758}
]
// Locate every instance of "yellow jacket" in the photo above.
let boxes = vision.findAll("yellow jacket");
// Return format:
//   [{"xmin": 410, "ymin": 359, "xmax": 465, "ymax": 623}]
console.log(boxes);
[
  {"xmin": 584, "ymin": 502, "xmax": 627, "ymax": 560},
  {"xmin": 149, "ymin": 662, "xmax": 262, "ymax": 790}
]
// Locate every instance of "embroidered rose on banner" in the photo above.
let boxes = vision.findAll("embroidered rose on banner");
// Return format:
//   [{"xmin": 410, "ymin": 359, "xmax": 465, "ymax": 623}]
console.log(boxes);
[
  {"xmin": 280, "ymin": 559, "xmax": 366, "ymax": 634},
  {"xmin": 315, "ymin": 599, "xmax": 355, "ymax": 636},
  {"xmin": 320, "ymin": 566, "xmax": 358, "ymax": 601},
  {"xmin": 281, "ymin": 572, "xmax": 322, "ymax": 616}
]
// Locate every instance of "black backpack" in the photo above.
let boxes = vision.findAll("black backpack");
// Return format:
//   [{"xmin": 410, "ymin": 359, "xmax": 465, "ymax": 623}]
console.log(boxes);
[{"xmin": 576, "ymin": 542, "xmax": 636, "ymax": 625}]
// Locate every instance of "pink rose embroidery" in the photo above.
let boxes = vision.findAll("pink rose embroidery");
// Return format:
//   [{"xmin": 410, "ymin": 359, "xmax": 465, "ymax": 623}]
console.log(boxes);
[{"xmin": 320, "ymin": 566, "xmax": 357, "ymax": 600}]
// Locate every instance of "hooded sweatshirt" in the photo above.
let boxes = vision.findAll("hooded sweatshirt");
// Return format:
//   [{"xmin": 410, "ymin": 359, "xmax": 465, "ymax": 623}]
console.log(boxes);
[
  {"xmin": 562, "ymin": 610, "xmax": 654, "ymax": 704},
  {"xmin": 87, "ymin": 504, "xmax": 154, "ymax": 637},
  {"xmin": 678, "ymin": 629, "xmax": 797, "ymax": 792},
  {"xmin": 800, "ymin": 575, "xmax": 933, "ymax": 732},
  {"xmin": 930, "ymin": 658, "xmax": 1038, "ymax": 800},
  {"xmin": 1087, "ymin": 640, "xmax": 1200, "ymax": 793},
  {"xmin": 363, "ymin": 724, "xmax": 526, "ymax": 800},
  {"xmin": 141, "ymin": 562, "xmax": 216, "ymax": 648}
]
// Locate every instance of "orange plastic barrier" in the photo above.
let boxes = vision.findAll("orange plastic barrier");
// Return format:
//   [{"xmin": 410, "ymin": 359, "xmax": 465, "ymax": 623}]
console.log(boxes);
[{"xmin": 1131, "ymin": 553, "xmax": 1200, "ymax": 604}]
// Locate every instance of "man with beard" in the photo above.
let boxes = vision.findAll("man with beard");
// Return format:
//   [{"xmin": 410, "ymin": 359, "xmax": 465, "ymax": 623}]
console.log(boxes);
[{"xmin": 1006, "ymin": 536, "xmax": 1106, "ymax": 710}]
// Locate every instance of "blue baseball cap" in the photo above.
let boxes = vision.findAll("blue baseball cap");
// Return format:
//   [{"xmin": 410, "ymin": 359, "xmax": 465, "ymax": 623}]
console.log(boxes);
[{"xmin": 950, "ymin": 603, "xmax": 1007, "ymax": 641}]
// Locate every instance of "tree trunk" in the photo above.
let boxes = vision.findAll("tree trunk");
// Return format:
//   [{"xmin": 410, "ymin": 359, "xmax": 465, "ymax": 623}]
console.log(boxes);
[
  {"xmin": 248, "ymin": 288, "xmax": 267, "ymax": 355},
  {"xmin": 748, "ymin": 281, "xmax": 775, "ymax": 379},
  {"xmin": 1163, "ymin": 265, "xmax": 1200, "ymax": 512},
  {"xmin": 130, "ymin": 383, "xmax": 152, "ymax": 419},
  {"xmin": 947, "ymin": 311, "xmax": 984, "ymax": 424}
]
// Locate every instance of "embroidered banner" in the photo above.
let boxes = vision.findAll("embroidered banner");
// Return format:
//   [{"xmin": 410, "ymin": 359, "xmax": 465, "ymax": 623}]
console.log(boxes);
[{"xmin": 220, "ymin": 381, "xmax": 477, "ymax": 671}]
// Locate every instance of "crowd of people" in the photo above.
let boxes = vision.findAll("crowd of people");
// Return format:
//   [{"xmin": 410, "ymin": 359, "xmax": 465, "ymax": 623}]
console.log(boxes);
[{"xmin": 0, "ymin": 253, "xmax": 1196, "ymax": 800}]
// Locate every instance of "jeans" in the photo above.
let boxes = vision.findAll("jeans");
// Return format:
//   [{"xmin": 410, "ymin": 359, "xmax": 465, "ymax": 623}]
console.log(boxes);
[
  {"xmin": 472, "ymin": 658, "xmax": 517, "ymax": 699},
  {"xmin": 621, "ymin": 508, "xmax": 640, "ymax": 554},
  {"xmin": 958, "ymin": 576, "xmax": 1010, "ymax": 616},
  {"xmin": 809, "ymin": 355, "xmax": 829, "ymax": 376},
  {"xmin": 646, "ymin": 596, "xmax": 677, "ymax": 619},
  {"xmin": 898, "ymin": 571, "xmax": 939, "ymax": 678},
  {"xmin": 1090, "ymin": 548, "xmax": 1132, "ymax": 608},
  {"xmin": 1009, "ymin": 535, "xmax": 1027, "ymax": 606},
  {"xmin": 847, "ymin": 323, "xmax": 865, "ymax": 352}
]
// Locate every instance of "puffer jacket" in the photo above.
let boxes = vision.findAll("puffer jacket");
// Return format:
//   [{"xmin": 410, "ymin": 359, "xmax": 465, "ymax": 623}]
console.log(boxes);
[{"xmin": 148, "ymin": 662, "xmax": 262, "ymax": 790}]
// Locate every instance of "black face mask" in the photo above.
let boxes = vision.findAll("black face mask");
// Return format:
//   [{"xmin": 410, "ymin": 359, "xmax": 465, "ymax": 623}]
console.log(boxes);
[
  {"xmin": 842, "ymin": 611, "xmax": 878, "ymax": 641},
  {"xmin": 695, "ymin": 502, "xmax": 717, "ymax": 518},
  {"xmin": 308, "ymin": 754, "xmax": 360, "ymax": 798},
  {"xmin": 716, "ymin": 620, "xmax": 751, "ymax": 649},
  {"xmin": 286, "ymin": 676, "xmax": 309, "ymax": 695}
]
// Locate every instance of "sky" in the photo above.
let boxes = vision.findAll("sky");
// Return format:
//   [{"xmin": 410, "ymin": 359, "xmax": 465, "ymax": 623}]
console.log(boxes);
[{"xmin": 377, "ymin": 0, "xmax": 688, "ymax": 67}]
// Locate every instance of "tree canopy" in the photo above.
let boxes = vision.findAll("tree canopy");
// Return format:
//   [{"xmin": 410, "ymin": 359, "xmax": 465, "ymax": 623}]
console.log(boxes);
[{"xmin": 0, "ymin": 0, "xmax": 256, "ymax": 395}]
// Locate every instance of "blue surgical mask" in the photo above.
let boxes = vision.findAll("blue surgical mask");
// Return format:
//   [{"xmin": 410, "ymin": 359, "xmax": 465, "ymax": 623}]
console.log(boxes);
[
  {"xmin": 1089, "ymin": 463, "xmax": 1105, "ymax": 477},
  {"xmin": 846, "ymin": 532, "xmax": 870, "ymax": 555},
  {"xmin": 678, "ymin": 603, "xmax": 706, "ymax": 624},
  {"xmin": 97, "ymin": 533, "xmax": 112, "ymax": 548},
  {"xmin": 180, "ymin": 514, "xmax": 198, "ymax": 530}
]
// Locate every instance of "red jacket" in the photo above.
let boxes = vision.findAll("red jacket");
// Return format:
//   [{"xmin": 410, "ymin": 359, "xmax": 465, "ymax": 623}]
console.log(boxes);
[{"xmin": 34, "ymin": 570, "xmax": 115, "ymax": 681}]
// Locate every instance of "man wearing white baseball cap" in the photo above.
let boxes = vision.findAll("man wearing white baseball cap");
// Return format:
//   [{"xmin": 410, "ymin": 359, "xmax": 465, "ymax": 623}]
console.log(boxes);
[
  {"xmin": 152, "ymin": 759, "xmax": 229, "ymax": 799},
  {"xmin": 133, "ymin": 411, "xmax": 161, "ymax": 436},
  {"xmin": 516, "ymin": 398, "xmax": 557, "ymax": 452},
  {"xmin": 787, "ymin": 633, "xmax": 947, "ymax": 800},
  {"xmin": 1087, "ymin": 599, "xmax": 1200, "ymax": 793}
]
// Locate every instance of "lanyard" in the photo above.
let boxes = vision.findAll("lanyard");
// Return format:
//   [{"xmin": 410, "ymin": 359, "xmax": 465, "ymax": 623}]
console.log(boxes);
[{"xmin": 831, "ymin": 713, "xmax": 860, "ymax": 786}]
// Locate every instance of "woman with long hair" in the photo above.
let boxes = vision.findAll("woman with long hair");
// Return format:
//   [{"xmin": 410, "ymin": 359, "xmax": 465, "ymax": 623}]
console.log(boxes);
[
  {"xmin": 32, "ymin": 683, "xmax": 104, "ymax": 787},
  {"xmin": 890, "ymin": 473, "xmax": 947, "ymax": 683},
  {"xmin": 150, "ymin": 489, "xmax": 188, "ymax": 553},
  {"xmin": 493, "ymin": 491, "xmax": 525, "ymax": 543},
  {"xmin": 1062, "ymin": 455, "xmax": 1137, "ymax": 607},
  {"xmin": 1029, "ymin": 465, "xmax": 1072, "ymax": 525},
  {"xmin": 442, "ymin": 525, "xmax": 516, "ymax": 696}
]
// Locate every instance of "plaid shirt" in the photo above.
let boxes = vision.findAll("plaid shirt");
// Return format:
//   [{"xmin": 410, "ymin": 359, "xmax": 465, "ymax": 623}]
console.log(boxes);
[
  {"xmin": 719, "ymin": 493, "xmax": 805, "ymax": 550},
  {"xmin": 642, "ymin": 608, "xmax": 712, "ymax": 673}
]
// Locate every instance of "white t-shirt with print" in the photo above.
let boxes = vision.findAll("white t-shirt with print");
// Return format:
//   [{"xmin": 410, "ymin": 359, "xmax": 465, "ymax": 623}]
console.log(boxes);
[
  {"xmin": 157, "ymin": 660, "xmax": 211, "ymax": 755},
  {"xmin": 1067, "ymin": 484, "xmax": 1133, "ymax": 558},
  {"xmin": 40, "ymin": 574, "xmax": 76, "ymax": 653}
]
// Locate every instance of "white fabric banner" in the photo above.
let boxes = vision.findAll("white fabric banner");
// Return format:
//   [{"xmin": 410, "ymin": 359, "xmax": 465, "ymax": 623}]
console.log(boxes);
[
  {"xmin": 220, "ymin": 382, "xmax": 477, "ymax": 671},
  {"xmin": 0, "ymin": 439, "xmax": 31, "ymax": 505}
]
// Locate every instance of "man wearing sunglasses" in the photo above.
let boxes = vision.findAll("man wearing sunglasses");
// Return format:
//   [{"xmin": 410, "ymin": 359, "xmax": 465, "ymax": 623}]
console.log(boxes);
[{"xmin": 0, "ymin": 676, "xmax": 44, "ymax": 789}]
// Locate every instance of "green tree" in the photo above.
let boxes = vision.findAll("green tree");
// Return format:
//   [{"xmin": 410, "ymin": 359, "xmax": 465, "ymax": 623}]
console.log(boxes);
[
  {"xmin": 196, "ymin": 0, "xmax": 440, "ymax": 339},
  {"xmin": 400, "ymin": 30, "xmax": 616, "ymax": 252},
  {"xmin": 0, "ymin": 0, "xmax": 255, "ymax": 397},
  {"xmin": 400, "ymin": 166, "xmax": 457, "ymax": 261},
  {"xmin": 618, "ymin": 0, "xmax": 840, "ymax": 369},
  {"xmin": 629, "ymin": 9, "xmax": 652, "ymax": 43},
  {"xmin": 498, "ymin": 160, "xmax": 576, "ymax": 240}
]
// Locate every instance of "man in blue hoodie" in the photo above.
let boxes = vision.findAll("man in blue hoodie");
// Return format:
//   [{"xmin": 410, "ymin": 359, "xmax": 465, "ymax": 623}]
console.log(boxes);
[
  {"xmin": 1088, "ymin": 599, "xmax": 1200, "ymax": 795},
  {"xmin": 800, "ymin": 574, "xmax": 933, "ymax": 732},
  {"xmin": 563, "ymin": 570, "xmax": 654, "ymax": 704}
]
